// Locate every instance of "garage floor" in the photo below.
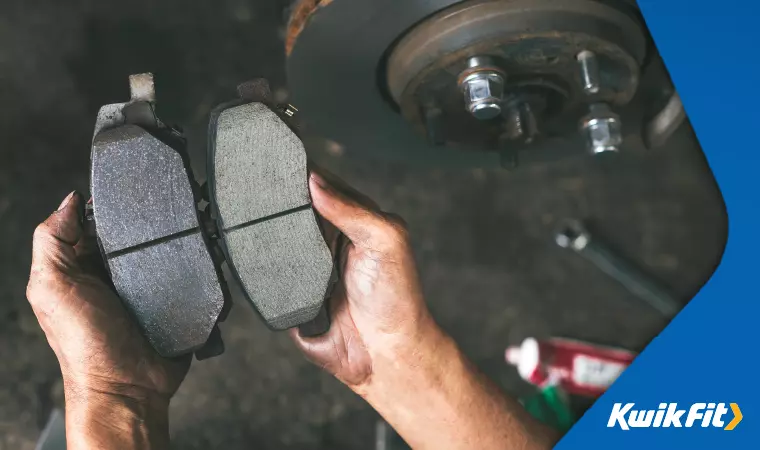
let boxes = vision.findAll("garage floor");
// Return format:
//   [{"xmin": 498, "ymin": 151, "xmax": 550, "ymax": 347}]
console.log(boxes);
[{"xmin": 0, "ymin": 1, "xmax": 726, "ymax": 449}]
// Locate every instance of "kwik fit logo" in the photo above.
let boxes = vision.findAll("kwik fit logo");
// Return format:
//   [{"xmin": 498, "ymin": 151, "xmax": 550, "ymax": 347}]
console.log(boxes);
[{"xmin": 608, "ymin": 403, "xmax": 742, "ymax": 430}]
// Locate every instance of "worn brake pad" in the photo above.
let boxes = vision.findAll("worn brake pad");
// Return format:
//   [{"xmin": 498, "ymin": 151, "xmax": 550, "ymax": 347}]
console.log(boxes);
[
  {"xmin": 208, "ymin": 88, "xmax": 334, "ymax": 334},
  {"xmin": 90, "ymin": 75, "xmax": 228, "ymax": 358}
]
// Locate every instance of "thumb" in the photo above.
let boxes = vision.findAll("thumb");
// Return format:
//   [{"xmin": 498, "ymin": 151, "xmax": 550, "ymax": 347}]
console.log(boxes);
[
  {"xmin": 309, "ymin": 172, "xmax": 386, "ymax": 247},
  {"xmin": 31, "ymin": 191, "xmax": 84, "ymax": 269}
]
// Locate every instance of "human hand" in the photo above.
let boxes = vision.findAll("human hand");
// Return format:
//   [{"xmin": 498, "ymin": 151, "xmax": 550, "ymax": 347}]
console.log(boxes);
[
  {"xmin": 292, "ymin": 172, "xmax": 556, "ymax": 450},
  {"xmin": 27, "ymin": 192, "xmax": 189, "ymax": 448},
  {"xmin": 290, "ymin": 170, "xmax": 438, "ymax": 389}
]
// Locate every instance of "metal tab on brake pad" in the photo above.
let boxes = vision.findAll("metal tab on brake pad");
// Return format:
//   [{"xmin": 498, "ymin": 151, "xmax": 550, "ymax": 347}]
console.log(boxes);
[
  {"xmin": 90, "ymin": 76, "xmax": 227, "ymax": 358},
  {"xmin": 209, "ymin": 100, "xmax": 333, "ymax": 333}
]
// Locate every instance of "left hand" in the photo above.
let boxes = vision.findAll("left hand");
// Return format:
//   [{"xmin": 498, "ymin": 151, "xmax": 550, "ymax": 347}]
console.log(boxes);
[{"xmin": 26, "ymin": 191, "xmax": 190, "ymax": 410}]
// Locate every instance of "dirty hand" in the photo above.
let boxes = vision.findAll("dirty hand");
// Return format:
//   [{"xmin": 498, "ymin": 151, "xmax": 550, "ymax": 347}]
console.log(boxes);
[
  {"xmin": 27, "ymin": 192, "xmax": 189, "ymax": 449},
  {"xmin": 290, "ymin": 170, "xmax": 437, "ymax": 389},
  {"xmin": 292, "ymin": 172, "xmax": 556, "ymax": 450}
]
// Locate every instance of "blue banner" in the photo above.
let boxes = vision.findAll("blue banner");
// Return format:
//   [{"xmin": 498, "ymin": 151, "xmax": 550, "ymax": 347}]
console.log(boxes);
[{"xmin": 557, "ymin": 1, "xmax": 760, "ymax": 448}]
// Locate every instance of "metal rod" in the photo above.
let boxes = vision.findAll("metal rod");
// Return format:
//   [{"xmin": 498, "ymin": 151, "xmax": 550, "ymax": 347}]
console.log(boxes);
[
  {"xmin": 556, "ymin": 221, "xmax": 681, "ymax": 317},
  {"xmin": 577, "ymin": 50, "xmax": 601, "ymax": 95}
]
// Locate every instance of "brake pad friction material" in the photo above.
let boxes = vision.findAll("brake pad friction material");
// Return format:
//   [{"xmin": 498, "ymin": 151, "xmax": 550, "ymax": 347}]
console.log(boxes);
[
  {"xmin": 107, "ymin": 232, "xmax": 223, "ymax": 356},
  {"xmin": 92, "ymin": 125, "xmax": 198, "ymax": 253},
  {"xmin": 92, "ymin": 124, "xmax": 225, "ymax": 357},
  {"xmin": 224, "ymin": 209, "xmax": 330, "ymax": 328},
  {"xmin": 214, "ymin": 103, "xmax": 309, "ymax": 227},
  {"xmin": 211, "ymin": 102, "xmax": 333, "ymax": 330}
]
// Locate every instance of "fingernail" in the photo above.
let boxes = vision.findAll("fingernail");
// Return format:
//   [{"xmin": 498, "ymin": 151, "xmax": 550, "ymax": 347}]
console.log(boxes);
[
  {"xmin": 57, "ymin": 191, "xmax": 76, "ymax": 211},
  {"xmin": 310, "ymin": 171, "xmax": 328, "ymax": 189}
]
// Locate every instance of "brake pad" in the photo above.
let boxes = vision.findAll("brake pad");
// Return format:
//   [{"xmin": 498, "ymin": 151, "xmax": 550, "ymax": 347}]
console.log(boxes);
[
  {"xmin": 89, "ymin": 75, "xmax": 332, "ymax": 358},
  {"xmin": 208, "ymin": 85, "xmax": 334, "ymax": 334},
  {"xmin": 90, "ymin": 75, "xmax": 228, "ymax": 358}
]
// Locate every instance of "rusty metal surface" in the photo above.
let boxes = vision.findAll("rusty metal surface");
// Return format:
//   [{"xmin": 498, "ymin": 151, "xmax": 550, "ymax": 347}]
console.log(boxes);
[
  {"xmin": 287, "ymin": 0, "xmax": 493, "ymax": 167},
  {"xmin": 385, "ymin": 0, "xmax": 646, "ymax": 155},
  {"xmin": 286, "ymin": 0, "xmax": 649, "ymax": 167},
  {"xmin": 285, "ymin": 0, "xmax": 334, "ymax": 57},
  {"xmin": 386, "ymin": 0, "xmax": 646, "ymax": 105}
]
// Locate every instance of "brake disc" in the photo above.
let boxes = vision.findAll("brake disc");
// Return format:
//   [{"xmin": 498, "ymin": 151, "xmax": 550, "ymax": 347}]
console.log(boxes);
[{"xmin": 286, "ymin": 0, "xmax": 648, "ymax": 167}]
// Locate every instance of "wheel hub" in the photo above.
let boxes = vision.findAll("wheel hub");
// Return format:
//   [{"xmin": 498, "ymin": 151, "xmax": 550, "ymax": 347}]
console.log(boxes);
[{"xmin": 287, "ymin": 0, "xmax": 648, "ymax": 167}]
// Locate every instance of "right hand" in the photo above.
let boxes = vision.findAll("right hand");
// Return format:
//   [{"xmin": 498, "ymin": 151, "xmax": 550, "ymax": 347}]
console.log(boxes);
[
  {"xmin": 290, "ymin": 170, "xmax": 436, "ymax": 389},
  {"xmin": 293, "ymin": 170, "xmax": 557, "ymax": 450}
]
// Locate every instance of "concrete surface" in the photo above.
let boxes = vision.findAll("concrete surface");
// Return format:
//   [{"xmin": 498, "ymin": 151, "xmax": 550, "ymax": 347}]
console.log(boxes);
[{"xmin": 0, "ymin": 1, "xmax": 726, "ymax": 449}]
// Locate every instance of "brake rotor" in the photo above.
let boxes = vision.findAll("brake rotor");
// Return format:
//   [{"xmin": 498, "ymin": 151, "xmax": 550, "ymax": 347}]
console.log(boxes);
[{"xmin": 287, "ymin": 0, "xmax": 648, "ymax": 167}]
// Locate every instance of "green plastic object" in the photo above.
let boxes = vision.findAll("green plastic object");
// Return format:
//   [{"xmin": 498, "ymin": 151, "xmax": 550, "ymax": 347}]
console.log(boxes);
[{"xmin": 521, "ymin": 385, "xmax": 575, "ymax": 433}]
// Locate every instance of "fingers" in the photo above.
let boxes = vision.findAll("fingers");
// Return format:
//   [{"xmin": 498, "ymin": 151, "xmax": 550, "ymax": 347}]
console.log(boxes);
[
  {"xmin": 310, "ymin": 165, "xmax": 380, "ymax": 211},
  {"xmin": 31, "ymin": 192, "xmax": 84, "ymax": 270},
  {"xmin": 28, "ymin": 191, "xmax": 86, "ymax": 318},
  {"xmin": 289, "ymin": 282, "xmax": 344, "ymax": 350},
  {"xmin": 309, "ymin": 171, "xmax": 408, "ymax": 251},
  {"xmin": 37, "ymin": 191, "xmax": 84, "ymax": 244},
  {"xmin": 287, "ymin": 284, "xmax": 373, "ymax": 386},
  {"xmin": 288, "ymin": 298, "xmax": 341, "ymax": 368}
]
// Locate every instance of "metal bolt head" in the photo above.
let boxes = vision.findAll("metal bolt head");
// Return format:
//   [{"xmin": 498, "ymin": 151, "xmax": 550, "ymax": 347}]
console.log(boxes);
[
  {"xmin": 460, "ymin": 72, "xmax": 504, "ymax": 120},
  {"xmin": 458, "ymin": 56, "xmax": 505, "ymax": 120},
  {"xmin": 581, "ymin": 103, "xmax": 622, "ymax": 154}
]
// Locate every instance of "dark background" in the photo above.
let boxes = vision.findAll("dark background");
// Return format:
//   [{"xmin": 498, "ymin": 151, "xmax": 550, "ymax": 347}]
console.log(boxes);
[{"xmin": 0, "ymin": 1, "xmax": 726, "ymax": 448}]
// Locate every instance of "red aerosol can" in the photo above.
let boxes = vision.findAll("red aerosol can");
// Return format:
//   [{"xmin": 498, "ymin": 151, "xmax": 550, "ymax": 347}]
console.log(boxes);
[{"xmin": 505, "ymin": 337, "xmax": 637, "ymax": 397}]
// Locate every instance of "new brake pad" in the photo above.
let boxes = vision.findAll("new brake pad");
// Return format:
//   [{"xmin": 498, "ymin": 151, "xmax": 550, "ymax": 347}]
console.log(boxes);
[
  {"xmin": 89, "ymin": 75, "xmax": 332, "ymax": 359},
  {"xmin": 208, "ymin": 87, "xmax": 334, "ymax": 334},
  {"xmin": 90, "ymin": 76, "xmax": 228, "ymax": 358}
]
